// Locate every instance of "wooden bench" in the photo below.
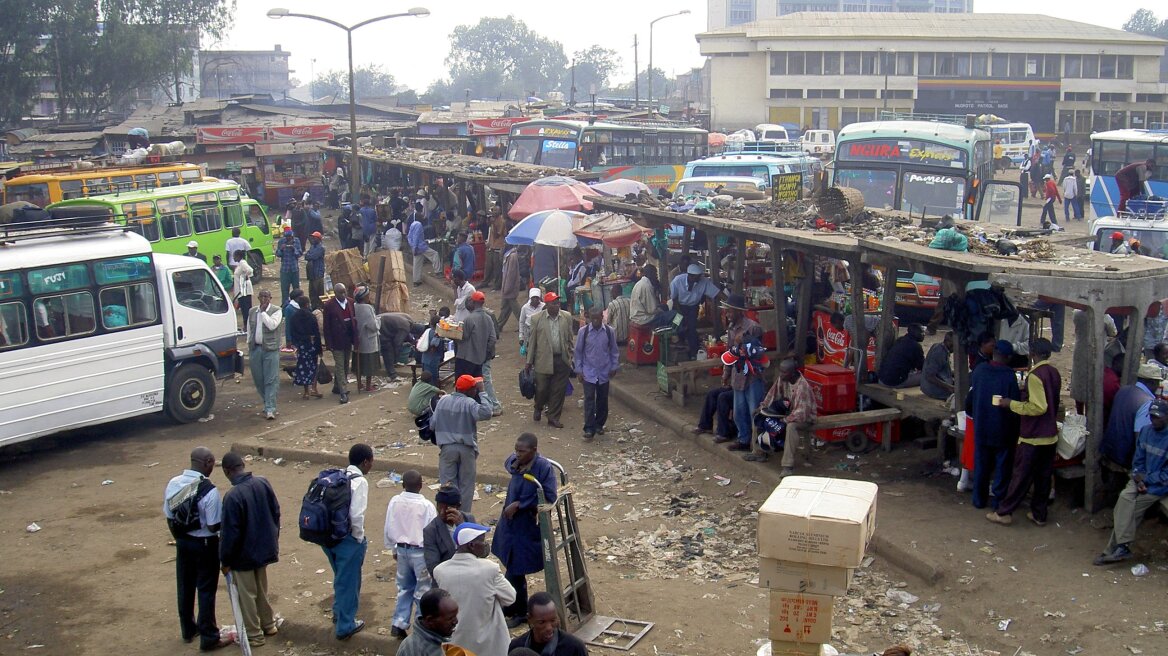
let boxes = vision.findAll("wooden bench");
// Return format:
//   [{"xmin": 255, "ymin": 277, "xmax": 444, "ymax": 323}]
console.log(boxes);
[
  {"xmin": 408, "ymin": 350, "xmax": 456, "ymax": 386},
  {"xmin": 810, "ymin": 407, "xmax": 904, "ymax": 453},
  {"xmin": 858, "ymin": 383, "xmax": 952, "ymax": 450},
  {"xmin": 661, "ymin": 349, "xmax": 781, "ymax": 407}
]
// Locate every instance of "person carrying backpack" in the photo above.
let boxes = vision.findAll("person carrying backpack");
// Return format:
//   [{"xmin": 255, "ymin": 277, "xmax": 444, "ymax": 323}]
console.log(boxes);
[
  {"xmin": 299, "ymin": 443, "xmax": 373, "ymax": 641},
  {"xmin": 163, "ymin": 447, "xmax": 233, "ymax": 651},
  {"xmin": 574, "ymin": 306, "xmax": 621, "ymax": 440}
]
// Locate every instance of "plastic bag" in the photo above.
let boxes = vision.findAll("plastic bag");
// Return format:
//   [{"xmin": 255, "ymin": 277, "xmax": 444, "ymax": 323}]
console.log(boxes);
[
  {"xmin": 518, "ymin": 368, "xmax": 536, "ymax": 399},
  {"xmin": 1057, "ymin": 410, "xmax": 1087, "ymax": 460}
]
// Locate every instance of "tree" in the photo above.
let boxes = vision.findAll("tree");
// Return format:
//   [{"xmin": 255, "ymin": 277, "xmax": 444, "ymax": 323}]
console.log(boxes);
[
  {"xmin": 569, "ymin": 46, "xmax": 621, "ymax": 99},
  {"xmin": 444, "ymin": 16, "xmax": 567, "ymax": 100},
  {"xmin": 1123, "ymin": 9, "xmax": 1168, "ymax": 38},
  {"xmin": 0, "ymin": 0, "xmax": 47, "ymax": 125},
  {"xmin": 311, "ymin": 65, "xmax": 398, "ymax": 101}
]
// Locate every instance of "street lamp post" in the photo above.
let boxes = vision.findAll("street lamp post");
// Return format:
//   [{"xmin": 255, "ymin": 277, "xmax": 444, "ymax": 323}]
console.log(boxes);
[
  {"xmin": 648, "ymin": 9, "xmax": 690, "ymax": 114},
  {"xmin": 267, "ymin": 7, "xmax": 429, "ymax": 203}
]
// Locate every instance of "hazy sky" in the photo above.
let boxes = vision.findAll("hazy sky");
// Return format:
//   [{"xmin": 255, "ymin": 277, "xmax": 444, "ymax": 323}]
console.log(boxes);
[{"xmin": 219, "ymin": 0, "xmax": 1157, "ymax": 93}]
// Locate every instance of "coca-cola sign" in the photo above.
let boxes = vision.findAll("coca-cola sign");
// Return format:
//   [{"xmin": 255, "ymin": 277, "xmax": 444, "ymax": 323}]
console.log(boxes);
[
  {"xmin": 268, "ymin": 124, "xmax": 335, "ymax": 141},
  {"xmin": 467, "ymin": 117, "xmax": 530, "ymax": 136},
  {"xmin": 197, "ymin": 126, "xmax": 266, "ymax": 144}
]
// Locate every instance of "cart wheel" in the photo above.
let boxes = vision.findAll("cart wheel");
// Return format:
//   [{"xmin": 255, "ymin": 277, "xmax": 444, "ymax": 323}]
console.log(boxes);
[{"xmin": 845, "ymin": 430, "xmax": 868, "ymax": 453}]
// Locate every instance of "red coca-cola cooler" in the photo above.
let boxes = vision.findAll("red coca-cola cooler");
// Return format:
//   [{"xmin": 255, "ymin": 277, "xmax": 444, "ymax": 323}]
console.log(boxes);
[{"xmin": 803, "ymin": 364, "xmax": 857, "ymax": 414}]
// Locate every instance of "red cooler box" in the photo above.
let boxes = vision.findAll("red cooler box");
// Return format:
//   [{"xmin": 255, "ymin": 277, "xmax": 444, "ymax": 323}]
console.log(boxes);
[
  {"xmin": 803, "ymin": 364, "xmax": 857, "ymax": 414},
  {"xmin": 626, "ymin": 322, "xmax": 660, "ymax": 365}
]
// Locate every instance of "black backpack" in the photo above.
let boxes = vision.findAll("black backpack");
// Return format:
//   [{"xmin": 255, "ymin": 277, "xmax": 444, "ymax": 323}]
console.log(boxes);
[
  {"xmin": 298, "ymin": 469, "xmax": 358, "ymax": 547},
  {"xmin": 415, "ymin": 409, "xmax": 436, "ymax": 444},
  {"xmin": 166, "ymin": 477, "xmax": 215, "ymax": 539}
]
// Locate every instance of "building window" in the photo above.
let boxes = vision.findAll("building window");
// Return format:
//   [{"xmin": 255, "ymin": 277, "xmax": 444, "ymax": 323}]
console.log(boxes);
[
  {"xmin": 770, "ymin": 52, "xmax": 787, "ymax": 75},
  {"xmin": 1081, "ymin": 54, "xmax": 1099, "ymax": 78},
  {"xmin": 862, "ymin": 52, "xmax": 878, "ymax": 75},
  {"xmin": 936, "ymin": 52, "xmax": 956, "ymax": 76},
  {"xmin": 882, "ymin": 89, "xmax": 913, "ymax": 99},
  {"xmin": 918, "ymin": 52, "xmax": 935, "ymax": 77},
  {"xmin": 824, "ymin": 52, "xmax": 841, "ymax": 75},
  {"xmin": 788, "ymin": 51, "xmax": 805, "ymax": 75},
  {"xmin": 807, "ymin": 89, "xmax": 841, "ymax": 99},
  {"xmin": 769, "ymin": 89, "xmax": 804, "ymax": 99},
  {"xmin": 969, "ymin": 53, "xmax": 987, "ymax": 77},
  {"xmin": 990, "ymin": 52, "xmax": 1008, "ymax": 78},
  {"xmin": 843, "ymin": 89, "xmax": 877, "ymax": 99},
  {"xmin": 806, "ymin": 51, "xmax": 823, "ymax": 76},
  {"xmin": 1118, "ymin": 55, "xmax": 1134, "ymax": 80},
  {"xmin": 1008, "ymin": 53, "xmax": 1026, "ymax": 78},
  {"xmin": 1137, "ymin": 93, "xmax": 1166, "ymax": 103},
  {"xmin": 1100, "ymin": 93, "xmax": 1131, "ymax": 102},
  {"xmin": 1044, "ymin": 55, "xmax": 1060, "ymax": 78},
  {"xmin": 844, "ymin": 52, "xmax": 862, "ymax": 75},
  {"xmin": 728, "ymin": 0, "xmax": 755, "ymax": 25},
  {"xmin": 1099, "ymin": 55, "xmax": 1118, "ymax": 79},
  {"xmin": 896, "ymin": 52, "xmax": 914, "ymax": 76},
  {"xmin": 1064, "ymin": 92, "xmax": 1094, "ymax": 102},
  {"xmin": 1064, "ymin": 55, "xmax": 1081, "ymax": 78}
]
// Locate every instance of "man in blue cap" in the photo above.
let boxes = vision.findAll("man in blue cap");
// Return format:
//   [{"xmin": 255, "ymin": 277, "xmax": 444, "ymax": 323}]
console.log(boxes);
[
  {"xmin": 1095, "ymin": 399, "xmax": 1168, "ymax": 565},
  {"xmin": 433, "ymin": 522, "xmax": 515, "ymax": 656},
  {"xmin": 668, "ymin": 262, "xmax": 722, "ymax": 360},
  {"xmin": 966, "ymin": 340, "xmax": 1022, "ymax": 510}
]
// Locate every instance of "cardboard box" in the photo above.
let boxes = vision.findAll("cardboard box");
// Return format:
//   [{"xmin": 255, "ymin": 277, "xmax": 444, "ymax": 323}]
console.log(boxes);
[
  {"xmin": 372, "ymin": 281, "xmax": 410, "ymax": 314},
  {"xmin": 758, "ymin": 557, "xmax": 853, "ymax": 596},
  {"xmin": 767, "ymin": 591, "xmax": 833, "ymax": 644},
  {"xmin": 764, "ymin": 642, "xmax": 826, "ymax": 656},
  {"xmin": 367, "ymin": 250, "xmax": 406, "ymax": 284},
  {"xmin": 758, "ymin": 476, "xmax": 877, "ymax": 568},
  {"xmin": 325, "ymin": 248, "xmax": 367, "ymax": 289}
]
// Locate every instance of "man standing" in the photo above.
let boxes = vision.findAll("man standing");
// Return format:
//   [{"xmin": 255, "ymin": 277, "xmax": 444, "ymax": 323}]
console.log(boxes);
[
  {"xmin": 720, "ymin": 293, "xmax": 764, "ymax": 454},
  {"xmin": 748, "ymin": 358, "xmax": 816, "ymax": 473},
  {"xmin": 423, "ymin": 484, "xmax": 476, "ymax": 578},
  {"xmin": 433, "ymin": 523, "xmax": 516, "ymax": 656},
  {"xmin": 508, "ymin": 592, "xmax": 590, "ymax": 656},
  {"xmin": 218, "ymin": 452, "xmax": 281, "ymax": 648},
  {"xmin": 276, "ymin": 227, "xmax": 302, "ymax": 306},
  {"xmin": 305, "ymin": 231, "xmax": 326, "ymax": 311},
  {"xmin": 496, "ymin": 245, "xmax": 524, "ymax": 332},
  {"xmin": 526, "ymin": 292, "xmax": 575, "ymax": 429},
  {"xmin": 225, "ymin": 227, "xmax": 250, "ymax": 267},
  {"xmin": 669, "ymin": 263, "xmax": 721, "ymax": 360},
  {"xmin": 1040, "ymin": 173, "xmax": 1061, "ymax": 228},
  {"xmin": 408, "ymin": 214, "xmax": 442, "ymax": 286},
  {"xmin": 323, "ymin": 443, "xmax": 373, "ymax": 641},
  {"xmin": 574, "ymin": 306, "xmax": 620, "ymax": 440},
  {"xmin": 518, "ymin": 287, "xmax": 544, "ymax": 350},
  {"xmin": 1094, "ymin": 400, "xmax": 1168, "ymax": 565},
  {"xmin": 247, "ymin": 290, "xmax": 283, "ymax": 420},
  {"xmin": 492, "ymin": 433, "xmax": 558, "ymax": 628},
  {"xmin": 987, "ymin": 339, "xmax": 1062, "ymax": 526},
  {"xmin": 186, "ymin": 240, "xmax": 208, "ymax": 263},
  {"xmin": 396, "ymin": 588, "xmax": 460, "ymax": 656},
  {"xmin": 920, "ymin": 331, "xmax": 955, "ymax": 400},
  {"xmin": 1115, "ymin": 158, "xmax": 1156, "ymax": 213},
  {"xmin": 359, "ymin": 194, "xmax": 378, "ymax": 256},
  {"xmin": 383, "ymin": 470, "xmax": 438, "ymax": 639},
  {"xmin": 1061, "ymin": 170, "xmax": 1079, "ymax": 222},
  {"xmin": 484, "ymin": 207, "xmax": 507, "ymax": 290},
  {"xmin": 163, "ymin": 447, "xmax": 232, "ymax": 651},
  {"xmin": 878, "ymin": 324, "xmax": 926, "ymax": 388},
  {"xmin": 210, "ymin": 255, "xmax": 233, "ymax": 292},
  {"xmin": 323, "ymin": 283, "xmax": 358, "ymax": 404},
  {"xmin": 452, "ymin": 232, "xmax": 475, "ymax": 281},
  {"xmin": 456, "ymin": 291, "xmax": 496, "ymax": 378},
  {"xmin": 451, "ymin": 269, "xmax": 476, "ymax": 323},
  {"xmin": 967, "ymin": 341, "xmax": 1022, "ymax": 510},
  {"xmin": 431, "ymin": 375, "xmax": 493, "ymax": 514},
  {"xmin": 379, "ymin": 311, "xmax": 421, "ymax": 380}
]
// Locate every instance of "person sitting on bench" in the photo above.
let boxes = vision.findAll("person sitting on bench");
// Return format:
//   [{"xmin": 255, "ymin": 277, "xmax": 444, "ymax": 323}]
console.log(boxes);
[
  {"xmin": 692, "ymin": 385, "xmax": 736, "ymax": 443},
  {"xmin": 878, "ymin": 324, "xmax": 926, "ymax": 389}
]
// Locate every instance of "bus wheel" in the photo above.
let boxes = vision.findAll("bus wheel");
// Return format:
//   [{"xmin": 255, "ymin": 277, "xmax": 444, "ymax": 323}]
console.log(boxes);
[
  {"xmin": 247, "ymin": 251, "xmax": 264, "ymax": 283},
  {"xmin": 166, "ymin": 365, "xmax": 217, "ymax": 423}
]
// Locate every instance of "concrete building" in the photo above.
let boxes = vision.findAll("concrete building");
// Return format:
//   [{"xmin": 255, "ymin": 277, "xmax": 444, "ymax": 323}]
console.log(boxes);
[
  {"xmin": 708, "ymin": 0, "xmax": 972, "ymax": 31},
  {"xmin": 198, "ymin": 46, "xmax": 291, "ymax": 99},
  {"xmin": 697, "ymin": 12, "xmax": 1168, "ymax": 137}
]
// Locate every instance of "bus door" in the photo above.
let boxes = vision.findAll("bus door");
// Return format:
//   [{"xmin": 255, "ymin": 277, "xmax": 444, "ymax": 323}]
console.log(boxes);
[{"xmin": 975, "ymin": 180, "xmax": 1024, "ymax": 227}]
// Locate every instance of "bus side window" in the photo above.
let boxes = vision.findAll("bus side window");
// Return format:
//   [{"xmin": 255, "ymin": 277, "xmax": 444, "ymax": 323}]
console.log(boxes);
[
  {"xmin": 158, "ymin": 171, "xmax": 180, "ymax": 187},
  {"xmin": 0, "ymin": 301, "xmax": 29, "ymax": 350},
  {"xmin": 133, "ymin": 174, "xmax": 155, "ymax": 192},
  {"xmin": 158, "ymin": 197, "xmax": 191, "ymax": 240},
  {"xmin": 123, "ymin": 202, "xmax": 160, "ymax": 242},
  {"xmin": 100, "ymin": 283, "xmax": 158, "ymax": 329},
  {"xmin": 33, "ymin": 292, "xmax": 95, "ymax": 341},
  {"xmin": 86, "ymin": 178, "xmax": 110, "ymax": 196},
  {"xmin": 248, "ymin": 205, "xmax": 267, "ymax": 229},
  {"xmin": 60, "ymin": 180, "xmax": 85, "ymax": 200},
  {"xmin": 190, "ymin": 194, "xmax": 223, "ymax": 233}
]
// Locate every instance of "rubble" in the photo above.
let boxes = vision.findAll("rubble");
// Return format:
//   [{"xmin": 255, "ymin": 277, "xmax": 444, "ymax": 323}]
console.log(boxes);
[{"xmin": 352, "ymin": 145, "xmax": 588, "ymax": 180}]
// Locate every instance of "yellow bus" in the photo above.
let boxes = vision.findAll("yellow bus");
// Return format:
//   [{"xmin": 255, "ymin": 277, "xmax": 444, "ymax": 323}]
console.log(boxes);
[{"xmin": 2, "ymin": 163, "xmax": 207, "ymax": 206}]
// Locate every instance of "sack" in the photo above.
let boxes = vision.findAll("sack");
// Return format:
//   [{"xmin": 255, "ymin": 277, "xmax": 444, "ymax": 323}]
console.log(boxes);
[
  {"xmin": 316, "ymin": 359, "xmax": 333, "ymax": 385},
  {"xmin": 298, "ymin": 469, "xmax": 357, "ymax": 547},
  {"xmin": 519, "ymin": 367, "xmax": 536, "ymax": 399},
  {"xmin": 1057, "ymin": 410, "xmax": 1088, "ymax": 460},
  {"xmin": 166, "ymin": 477, "xmax": 214, "ymax": 539},
  {"xmin": 415, "ymin": 409, "xmax": 436, "ymax": 444}
]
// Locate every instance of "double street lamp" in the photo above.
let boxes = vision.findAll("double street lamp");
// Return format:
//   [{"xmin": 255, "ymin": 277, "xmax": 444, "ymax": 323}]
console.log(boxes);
[
  {"xmin": 267, "ymin": 7, "xmax": 430, "ymax": 203},
  {"xmin": 648, "ymin": 9, "xmax": 690, "ymax": 113}
]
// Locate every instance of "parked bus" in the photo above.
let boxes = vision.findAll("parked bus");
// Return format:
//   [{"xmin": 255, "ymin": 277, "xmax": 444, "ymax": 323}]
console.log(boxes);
[
  {"xmin": 833, "ymin": 119, "xmax": 994, "ymax": 220},
  {"xmin": 986, "ymin": 122, "xmax": 1036, "ymax": 167},
  {"xmin": 0, "ymin": 212, "xmax": 239, "ymax": 446},
  {"xmin": 505, "ymin": 118, "xmax": 708, "ymax": 191},
  {"xmin": 1088, "ymin": 128, "xmax": 1168, "ymax": 220},
  {"xmin": 2, "ymin": 162, "xmax": 207, "ymax": 206},
  {"xmin": 681, "ymin": 146, "xmax": 825, "ymax": 197},
  {"xmin": 48, "ymin": 180, "xmax": 276, "ymax": 278}
]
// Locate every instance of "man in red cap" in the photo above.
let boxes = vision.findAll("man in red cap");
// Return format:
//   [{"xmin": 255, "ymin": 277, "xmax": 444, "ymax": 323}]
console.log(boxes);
[
  {"xmin": 431, "ymin": 374, "xmax": 493, "ymax": 514},
  {"xmin": 305, "ymin": 231, "xmax": 326, "ymax": 311},
  {"xmin": 456, "ymin": 290, "xmax": 497, "ymax": 380},
  {"xmin": 525, "ymin": 292, "xmax": 576, "ymax": 428},
  {"xmin": 1109, "ymin": 231, "xmax": 1132, "ymax": 255}
]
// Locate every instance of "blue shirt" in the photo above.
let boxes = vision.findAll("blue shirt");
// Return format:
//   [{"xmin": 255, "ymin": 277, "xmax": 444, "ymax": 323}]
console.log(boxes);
[
  {"xmin": 163, "ymin": 469, "xmax": 222, "ymax": 537},
  {"xmin": 304, "ymin": 242, "xmax": 325, "ymax": 280},
  {"xmin": 1133, "ymin": 423, "xmax": 1168, "ymax": 496},
  {"xmin": 359, "ymin": 205, "xmax": 377, "ymax": 239},
  {"xmin": 276, "ymin": 235, "xmax": 301, "ymax": 273},
  {"xmin": 573, "ymin": 323, "xmax": 620, "ymax": 384},
  {"xmin": 669, "ymin": 273, "xmax": 720, "ymax": 307},
  {"xmin": 453, "ymin": 243, "xmax": 475, "ymax": 279},
  {"xmin": 407, "ymin": 220, "xmax": 428, "ymax": 254}
]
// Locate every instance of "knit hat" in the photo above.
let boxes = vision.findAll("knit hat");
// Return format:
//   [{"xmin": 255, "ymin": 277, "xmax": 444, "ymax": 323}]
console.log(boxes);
[{"xmin": 435, "ymin": 485, "xmax": 462, "ymax": 506}]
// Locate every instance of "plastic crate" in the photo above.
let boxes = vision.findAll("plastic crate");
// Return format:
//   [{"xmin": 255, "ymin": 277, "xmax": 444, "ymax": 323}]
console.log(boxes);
[
  {"xmin": 816, "ymin": 419, "xmax": 901, "ymax": 445},
  {"xmin": 626, "ymin": 322, "xmax": 660, "ymax": 365},
  {"xmin": 803, "ymin": 364, "xmax": 857, "ymax": 414}
]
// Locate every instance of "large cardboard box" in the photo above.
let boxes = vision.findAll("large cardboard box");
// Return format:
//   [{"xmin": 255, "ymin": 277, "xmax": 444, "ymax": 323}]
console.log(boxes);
[
  {"xmin": 326, "ymin": 248, "xmax": 367, "ymax": 289},
  {"xmin": 764, "ymin": 641, "xmax": 826, "ymax": 656},
  {"xmin": 367, "ymin": 250, "xmax": 406, "ymax": 284},
  {"xmin": 758, "ymin": 557, "xmax": 853, "ymax": 596},
  {"xmin": 767, "ymin": 591, "xmax": 833, "ymax": 644},
  {"xmin": 758, "ymin": 476, "xmax": 877, "ymax": 567}
]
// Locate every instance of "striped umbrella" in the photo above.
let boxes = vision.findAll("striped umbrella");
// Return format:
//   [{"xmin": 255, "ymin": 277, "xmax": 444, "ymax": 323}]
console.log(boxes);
[{"xmin": 504, "ymin": 209, "xmax": 583, "ymax": 248}]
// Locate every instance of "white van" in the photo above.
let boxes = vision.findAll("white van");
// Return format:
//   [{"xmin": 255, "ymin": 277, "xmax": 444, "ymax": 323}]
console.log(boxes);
[
  {"xmin": 800, "ymin": 129, "xmax": 836, "ymax": 157},
  {"xmin": 754, "ymin": 124, "xmax": 791, "ymax": 143},
  {"xmin": 0, "ymin": 211, "xmax": 240, "ymax": 446},
  {"xmin": 1089, "ymin": 212, "xmax": 1168, "ymax": 258}
]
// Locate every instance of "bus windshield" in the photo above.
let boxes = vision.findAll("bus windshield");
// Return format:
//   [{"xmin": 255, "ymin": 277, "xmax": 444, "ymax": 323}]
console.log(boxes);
[
  {"xmin": 835, "ymin": 169, "xmax": 897, "ymax": 210},
  {"xmin": 901, "ymin": 172, "xmax": 965, "ymax": 216}
]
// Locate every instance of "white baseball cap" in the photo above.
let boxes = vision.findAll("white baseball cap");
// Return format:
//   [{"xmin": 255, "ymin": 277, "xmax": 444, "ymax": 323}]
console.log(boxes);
[
  {"xmin": 453, "ymin": 522, "xmax": 491, "ymax": 547},
  {"xmin": 528, "ymin": 287, "xmax": 542, "ymax": 299},
  {"xmin": 186, "ymin": 240, "xmax": 198, "ymax": 248}
]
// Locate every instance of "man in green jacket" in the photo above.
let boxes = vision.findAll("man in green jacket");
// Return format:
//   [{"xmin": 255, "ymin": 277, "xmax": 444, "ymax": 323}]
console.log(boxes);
[{"xmin": 524, "ymin": 292, "xmax": 575, "ymax": 429}]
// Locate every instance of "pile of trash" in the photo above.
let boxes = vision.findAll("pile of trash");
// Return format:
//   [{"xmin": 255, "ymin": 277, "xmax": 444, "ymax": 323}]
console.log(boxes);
[{"xmin": 357, "ymin": 145, "xmax": 585, "ymax": 180}]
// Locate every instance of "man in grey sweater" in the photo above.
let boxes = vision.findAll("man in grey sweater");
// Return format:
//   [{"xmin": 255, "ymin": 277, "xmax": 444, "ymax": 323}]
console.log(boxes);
[{"xmin": 430, "ymin": 374, "xmax": 493, "ymax": 513}]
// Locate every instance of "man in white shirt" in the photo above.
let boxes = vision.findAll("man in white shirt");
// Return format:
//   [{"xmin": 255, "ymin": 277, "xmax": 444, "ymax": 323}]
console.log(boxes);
[
  {"xmin": 323, "ymin": 443, "xmax": 372, "ymax": 641},
  {"xmin": 225, "ymin": 227, "xmax": 250, "ymax": 267},
  {"xmin": 247, "ymin": 290, "xmax": 283, "ymax": 420},
  {"xmin": 518, "ymin": 287, "xmax": 543, "ymax": 350},
  {"xmin": 452, "ymin": 269, "xmax": 476, "ymax": 323},
  {"xmin": 1062, "ymin": 172, "xmax": 1079, "ymax": 222},
  {"xmin": 383, "ymin": 470, "xmax": 438, "ymax": 638}
]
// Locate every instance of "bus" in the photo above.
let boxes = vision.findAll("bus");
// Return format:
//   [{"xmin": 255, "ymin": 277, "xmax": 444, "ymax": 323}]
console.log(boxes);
[
  {"xmin": 47, "ymin": 180, "xmax": 276, "ymax": 277},
  {"xmin": 1088, "ymin": 128, "xmax": 1168, "ymax": 220},
  {"xmin": 505, "ymin": 118, "xmax": 708, "ymax": 191},
  {"xmin": 0, "ymin": 212, "xmax": 239, "ymax": 446},
  {"xmin": 681, "ymin": 146, "xmax": 825, "ymax": 196},
  {"xmin": 986, "ymin": 122, "xmax": 1036, "ymax": 167},
  {"xmin": 2, "ymin": 162, "xmax": 207, "ymax": 206},
  {"xmin": 833, "ymin": 119, "xmax": 993, "ymax": 220}
]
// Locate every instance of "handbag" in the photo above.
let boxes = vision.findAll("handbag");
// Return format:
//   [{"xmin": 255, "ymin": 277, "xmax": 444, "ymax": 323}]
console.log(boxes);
[
  {"xmin": 519, "ymin": 367, "xmax": 536, "ymax": 399},
  {"xmin": 316, "ymin": 357, "xmax": 333, "ymax": 385}
]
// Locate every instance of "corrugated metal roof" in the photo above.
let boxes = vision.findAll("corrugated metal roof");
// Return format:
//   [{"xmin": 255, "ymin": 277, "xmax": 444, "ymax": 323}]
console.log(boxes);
[
  {"xmin": 700, "ymin": 12, "xmax": 1168, "ymax": 45},
  {"xmin": 25, "ymin": 131, "xmax": 105, "ymax": 143}
]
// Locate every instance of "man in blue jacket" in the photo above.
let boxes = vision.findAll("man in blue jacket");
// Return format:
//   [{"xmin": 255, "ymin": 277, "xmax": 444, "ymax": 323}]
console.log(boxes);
[
  {"xmin": 219, "ymin": 452, "xmax": 281, "ymax": 648},
  {"xmin": 966, "ymin": 340, "xmax": 1021, "ymax": 510},
  {"xmin": 408, "ymin": 217, "xmax": 442, "ymax": 286},
  {"xmin": 492, "ymin": 433, "xmax": 558, "ymax": 629},
  {"xmin": 1095, "ymin": 400, "xmax": 1168, "ymax": 565},
  {"xmin": 453, "ymin": 231, "xmax": 475, "ymax": 281}
]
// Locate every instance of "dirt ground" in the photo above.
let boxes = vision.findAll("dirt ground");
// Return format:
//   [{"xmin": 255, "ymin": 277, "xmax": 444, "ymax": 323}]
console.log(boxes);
[{"xmin": 2, "ymin": 229, "xmax": 1166, "ymax": 656}]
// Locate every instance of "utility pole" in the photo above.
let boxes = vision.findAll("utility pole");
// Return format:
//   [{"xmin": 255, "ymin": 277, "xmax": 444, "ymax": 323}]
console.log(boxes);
[
  {"xmin": 633, "ymin": 34, "xmax": 639, "ymax": 109},
  {"xmin": 570, "ymin": 58, "xmax": 576, "ymax": 106}
]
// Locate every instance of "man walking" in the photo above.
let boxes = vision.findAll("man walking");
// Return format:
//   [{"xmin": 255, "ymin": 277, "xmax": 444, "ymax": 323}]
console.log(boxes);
[
  {"xmin": 408, "ymin": 213, "xmax": 442, "ymax": 286},
  {"xmin": 218, "ymin": 452, "xmax": 281, "ymax": 648},
  {"xmin": 987, "ymin": 339, "xmax": 1061, "ymax": 526},
  {"xmin": 496, "ymin": 245, "xmax": 524, "ymax": 332},
  {"xmin": 423, "ymin": 484, "xmax": 475, "ymax": 577},
  {"xmin": 574, "ymin": 306, "xmax": 620, "ymax": 440},
  {"xmin": 383, "ymin": 470, "xmax": 438, "ymax": 639},
  {"xmin": 396, "ymin": 588, "xmax": 460, "ymax": 656},
  {"xmin": 492, "ymin": 433, "xmax": 558, "ymax": 629},
  {"xmin": 967, "ymin": 341, "xmax": 1022, "ymax": 510},
  {"xmin": 247, "ymin": 290, "xmax": 282, "ymax": 420},
  {"xmin": 669, "ymin": 263, "xmax": 721, "ymax": 360},
  {"xmin": 433, "ymin": 523, "xmax": 516, "ymax": 656},
  {"xmin": 359, "ymin": 195, "xmax": 378, "ymax": 256},
  {"xmin": 455, "ymin": 291, "xmax": 496, "ymax": 378},
  {"xmin": 276, "ymin": 227, "xmax": 301, "ymax": 306},
  {"xmin": 322, "ymin": 443, "xmax": 373, "ymax": 641},
  {"xmin": 720, "ymin": 293, "xmax": 764, "ymax": 454},
  {"xmin": 1040, "ymin": 174, "xmax": 1061, "ymax": 228},
  {"xmin": 526, "ymin": 292, "xmax": 575, "ymax": 429},
  {"xmin": 1094, "ymin": 400, "xmax": 1168, "ymax": 565},
  {"xmin": 431, "ymin": 375, "xmax": 493, "ymax": 514},
  {"xmin": 518, "ymin": 287, "xmax": 543, "ymax": 349},
  {"xmin": 323, "ymin": 283, "xmax": 358, "ymax": 404},
  {"xmin": 164, "ymin": 447, "xmax": 232, "ymax": 651},
  {"xmin": 304, "ymin": 231, "xmax": 326, "ymax": 310},
  {"xmin": 484, "ymin": 207, "xmax": 507, "ymax": 290}
]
